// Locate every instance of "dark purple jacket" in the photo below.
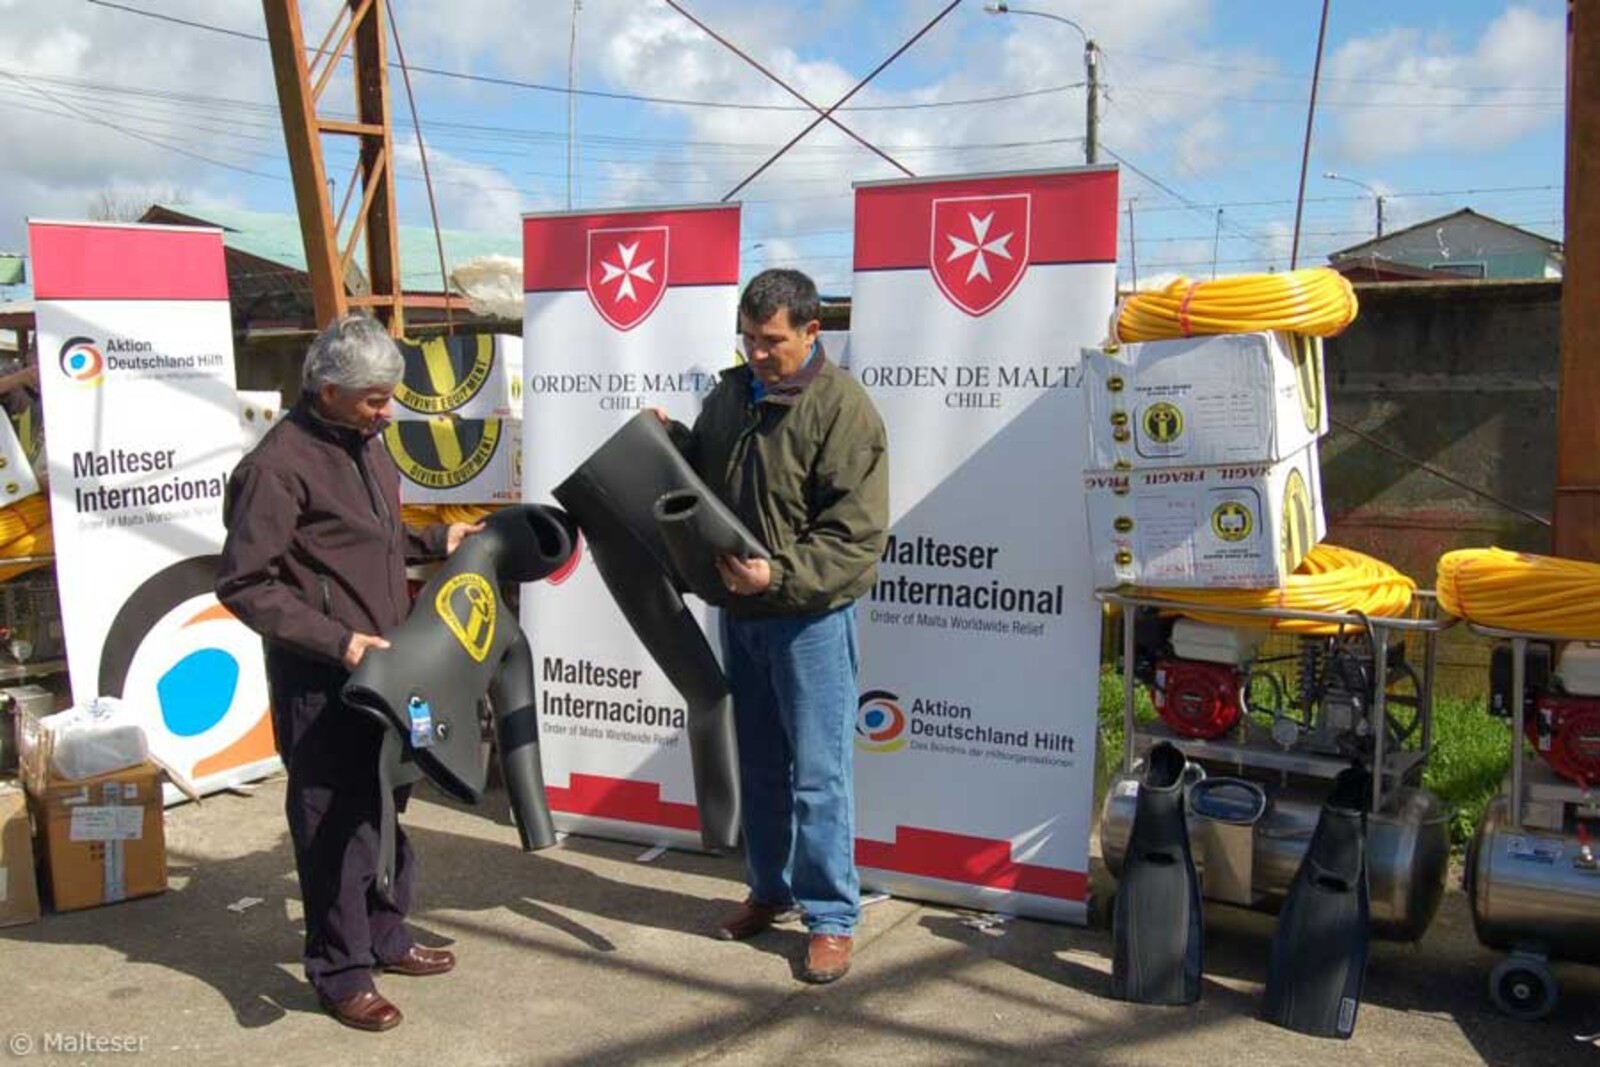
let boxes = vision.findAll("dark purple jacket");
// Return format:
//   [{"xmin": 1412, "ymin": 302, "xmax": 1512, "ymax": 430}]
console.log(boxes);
[{"xmin": 216, "ymin": 399, "xmax": 446, "ymax": 665}]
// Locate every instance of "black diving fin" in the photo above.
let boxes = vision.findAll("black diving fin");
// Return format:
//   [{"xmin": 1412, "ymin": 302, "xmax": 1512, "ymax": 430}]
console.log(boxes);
[
  {"xmin": 1112, "ymin": 740, "xmax": 1203, "ymax": 1005},
  {"xmin": 1263, "ymin": 765, "xmax": 1371, "ymax": 1039}
]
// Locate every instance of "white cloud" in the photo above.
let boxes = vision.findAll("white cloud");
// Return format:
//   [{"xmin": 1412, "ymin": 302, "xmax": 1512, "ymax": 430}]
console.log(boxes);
[
  {"xmin": 0, "ymin": 0, "xmax": 285, "ymax": 245},
  {"xmin": 1323, "ymin": 5, "xmax": 1565, "ymax": 161},
  {"xmin": 391, "ymin": 135, "xmax": 539, "ymax": 233}
]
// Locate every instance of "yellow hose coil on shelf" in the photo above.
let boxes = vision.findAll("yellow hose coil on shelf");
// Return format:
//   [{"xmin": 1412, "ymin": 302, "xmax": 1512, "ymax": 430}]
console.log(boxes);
[
  {"xmin": 1135, "ymin": 543, "xmax": 1416, "ymax": 634},
  {"xmin": 1437, "ymin": 548, "xmax": 1600, "ymax": 638},
  {"xmin": 1113, "ymin": 268, "xmax": 1359, "ymax": 343},
  {"xmin": 0, "ymin": 494, "xmax": 53, "ymax": 583},
  {"xmin": 400, "ymin": 504, "xmax": 504, "ymax": 528}
]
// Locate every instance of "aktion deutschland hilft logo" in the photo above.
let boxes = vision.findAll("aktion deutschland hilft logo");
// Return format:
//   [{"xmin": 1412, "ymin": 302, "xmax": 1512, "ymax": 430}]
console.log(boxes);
[
  {"xmin": 59, "ymin": 335, "xmax": 105, "ymax": 386},
  {"xmin": 856, "ymin": 689, "xmax": 907, "ymax": 753}
]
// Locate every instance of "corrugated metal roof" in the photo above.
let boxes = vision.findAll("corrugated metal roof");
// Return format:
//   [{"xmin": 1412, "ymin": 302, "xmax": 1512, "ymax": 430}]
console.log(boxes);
[{"xmin": 152, "ymin": 203, "xmax": 520, "ymax": 290}]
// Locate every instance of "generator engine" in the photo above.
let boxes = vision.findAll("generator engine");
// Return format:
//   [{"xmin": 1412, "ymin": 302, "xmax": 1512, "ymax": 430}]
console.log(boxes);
[
  {"xmin": 1131, "ymin": 610, "xmax": 1420, "ymax": 754},
  {"xmin": 1284, "ymin": 633, "xmax": 1418, "ymax": 758},
  {"xmin": 1492, "ymin": 642, "xmax": 1600, "ymax": 786},
  {"xmin": 1135, "ymin": 616, "xmax": 1257, "ymax": 741}
]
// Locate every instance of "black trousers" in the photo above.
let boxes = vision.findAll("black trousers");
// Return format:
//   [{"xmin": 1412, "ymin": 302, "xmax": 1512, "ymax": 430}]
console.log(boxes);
[{"xmin": 266, "ymin": 647, "xmax": 417, "ymax": 1000}]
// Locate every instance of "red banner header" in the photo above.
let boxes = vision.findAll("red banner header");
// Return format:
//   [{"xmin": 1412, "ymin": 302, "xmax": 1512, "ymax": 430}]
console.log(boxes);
[
  {"xmin": 853, "ymin": 169, "xmax": 1118, "ymax": 274},
  {"xmin": 523, "ymin": 205, "xmax": 742, "ymax": 294},
  {"xmin": 29, "ymin": 222, "xmax": 229, "ymax": 302}
]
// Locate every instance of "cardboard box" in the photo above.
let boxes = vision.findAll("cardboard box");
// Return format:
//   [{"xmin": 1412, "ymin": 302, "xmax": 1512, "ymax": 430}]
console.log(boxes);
[
  {"xmin": 1083, "ymin": 332, "xmax": 1327, "ymax": 469},
  {"xmin": 383, "ymin": 417, "xmax": 521, "ymax": 505},
  {"xmin": 12, "ymin": 685, "xmax": 66, "ymax": 796},
  {"xmin": 394, "ymin": 334, "xmax": 522, "ymax": 421},
  {"xmin": 1085, "ymin": 442, "xmax": 1326, "ymax": 588},
  {"xmin": 0, "ymin": 782, "xmax": 41, "ymax": 926},
  {"xmin": 31, "ymin": 762, "xmax": 166, "ymax": 912},
  {"xmin": 238, "ymin": 389, "xmax": 283, "ymax": 453}
]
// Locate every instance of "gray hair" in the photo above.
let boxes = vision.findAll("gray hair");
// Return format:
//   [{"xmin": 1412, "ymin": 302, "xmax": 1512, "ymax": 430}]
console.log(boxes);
[{"xmin": 301, "ymin": 314, "xmax": 404, "ymax": 392}]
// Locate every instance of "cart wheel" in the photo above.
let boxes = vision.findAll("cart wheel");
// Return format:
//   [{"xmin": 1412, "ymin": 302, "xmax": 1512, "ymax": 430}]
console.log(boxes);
[{"xmin": 1489, "ymin": 955, "xmax": 1558, "ymax": 1020}]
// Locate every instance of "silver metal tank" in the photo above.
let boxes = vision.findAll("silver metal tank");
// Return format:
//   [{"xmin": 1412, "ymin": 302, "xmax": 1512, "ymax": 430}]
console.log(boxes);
[
  {"xmin": 1467, "ymin": 794, "xmax": 1600, "ymax": 962},
  {"xmin": 1101, "ymin": 773, "xmax": 1449, "ymax": 941}
]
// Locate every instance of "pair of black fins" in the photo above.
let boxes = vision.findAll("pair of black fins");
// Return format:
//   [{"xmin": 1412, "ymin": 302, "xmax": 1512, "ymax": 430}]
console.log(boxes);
[
  {"xmin": 344, "ymin": 412, "xmax": 765, "ymax": 902},
  {"xmin": 1112, "ymin": 741, "xmax": 1370, "ymax": 1040}
]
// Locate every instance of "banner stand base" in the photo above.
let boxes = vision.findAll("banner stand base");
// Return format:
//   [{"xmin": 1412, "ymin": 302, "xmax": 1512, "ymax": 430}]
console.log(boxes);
[
  {"xmin": 861, "ymin": 868, "xmax": 1088, "ymax": 926},
  {"xmin": 551, "ymin": 813, "xmax": 717, "ymax": 856}
]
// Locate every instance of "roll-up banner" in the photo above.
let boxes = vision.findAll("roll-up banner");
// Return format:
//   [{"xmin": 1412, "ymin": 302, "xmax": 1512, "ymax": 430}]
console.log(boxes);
[
  {"xmin": 522, "ymin": 204, "xmax": 740, "ymax": 847},
  {"xmin": 848, "ymin": 168, "xmax": 1118, "ymax": 922},
  {"xmin": 29, "ymin": 220, "xmax": 278, "ymax": 803}
]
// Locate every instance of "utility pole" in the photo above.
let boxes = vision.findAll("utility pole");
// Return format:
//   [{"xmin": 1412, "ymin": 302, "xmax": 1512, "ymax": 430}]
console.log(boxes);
[
  {"xmin": 1556, "ymin": 0, "xmax": 1599, "ymax": 560},
  {"xmin": 1084, "ymin": 38, "xmax": 1100, "ymax": 165},
  {"xmin": 566, "ymin": 0, "xmax": 581, "ymax": 210},
  {"xmin": 1126, "ymin": 198, "xmax": 1138, "ymax": 291},
  {"xmin": 1211, "ymin": 208, "xmax": 1223, "ymax": 278},
  {"xmin": 1324, "ymin": 172, "xmax": 1386, "ymax": 239},
  {"xmin": 984, "ymin": 4, "xmax": 1098, "ymax": 167}
]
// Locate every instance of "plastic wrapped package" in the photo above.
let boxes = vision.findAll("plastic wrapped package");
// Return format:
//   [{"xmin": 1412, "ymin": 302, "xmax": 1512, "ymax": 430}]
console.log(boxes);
[{"xmin": 34, "ymin": 697, "xmax": 149, "ymax": 783}]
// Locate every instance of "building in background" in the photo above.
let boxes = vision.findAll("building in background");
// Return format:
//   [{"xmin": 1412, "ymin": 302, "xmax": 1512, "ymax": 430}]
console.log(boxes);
[
  {"xmin": 1328, "ymin": 208, "xmax": 1563, "ymax": 283},
  {"xmin": 140, "ymin": 204, "xmax": 520, "ymax": 394}
]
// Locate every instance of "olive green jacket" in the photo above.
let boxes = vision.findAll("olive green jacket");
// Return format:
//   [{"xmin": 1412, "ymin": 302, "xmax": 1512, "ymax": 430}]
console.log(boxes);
[{"xmin": 674, "ymin": 346, "xmax": 889, "ymax": 618}]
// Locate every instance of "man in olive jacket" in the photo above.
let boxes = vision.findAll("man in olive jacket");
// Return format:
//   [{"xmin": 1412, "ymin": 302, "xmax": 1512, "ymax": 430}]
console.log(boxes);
[
  {"xmin": 217, "ymin": 315, "xmax": 479, "ymax": 1032},
  {"xmin": 669, "ymin": 268, "xmax": 888, "ymax": 983}
]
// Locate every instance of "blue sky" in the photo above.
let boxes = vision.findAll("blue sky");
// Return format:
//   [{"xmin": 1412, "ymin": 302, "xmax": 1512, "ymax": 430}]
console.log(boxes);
[{"xmin": 0, "ymin": 0, "xmax": 1568, "ymax": 294}]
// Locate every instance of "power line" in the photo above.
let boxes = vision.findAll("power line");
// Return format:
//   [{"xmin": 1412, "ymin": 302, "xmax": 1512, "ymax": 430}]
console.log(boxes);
[
  {"xmin": 1111, "ymin": 82, "xmax": 1564, "ymax": 110},
  {"xmin": 1102, "ymin": 46, "xmax": 1566, "ymax": 93},
  {"xmin": 85, "ymin": 0, "xmax": 1085, "ymax": 115},
  {"xmin": 1126, "ymin": 184, "xmax": 1564, "ymax": 214},
  {"xmin": 0, "ymin": 70, "xmax": 286, "ymax": 181},
  {"xmin": 0, "ymin": 69, "xmax": 1092, "ymax": 161},
  {"xmin": 1099, "ymin": 143, "xmax": 1280, "ymax": 256}
]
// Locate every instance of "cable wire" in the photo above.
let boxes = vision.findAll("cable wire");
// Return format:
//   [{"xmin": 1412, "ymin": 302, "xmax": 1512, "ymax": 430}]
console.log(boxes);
[
  {"xmin": 1136, "ymin": 544, "xmax": 1417, "ymax": 635},
  {"xmin": 1437, "ymin": 548, "xmax": 1600, "ymax": 638},
  {"xmin": 1113, "ymin": 267, "xmax": 1358, "ymax": 341},
  {"xmin": 0, "ymin": 496, "xmax": 54, "ymax": 584}
]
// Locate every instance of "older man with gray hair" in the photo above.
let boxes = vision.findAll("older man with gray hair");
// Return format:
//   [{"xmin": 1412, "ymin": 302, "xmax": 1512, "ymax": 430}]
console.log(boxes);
[{"xmin": 217, "ymin": 314, "xmax": 480, "ymax": 1032}]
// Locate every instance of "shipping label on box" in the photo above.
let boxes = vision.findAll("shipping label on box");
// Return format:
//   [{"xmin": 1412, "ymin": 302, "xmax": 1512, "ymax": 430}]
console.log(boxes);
[
  {"xmin": 394, "ymin": 334, "xmax": 523, "ymax": 421},
  {"xmin": 1086, "ymin": 442, "xmax": 1326, "ymax": 588},
  {"xmin": 33, "ymin": 762, "xmax": 166, "ymax": 912},
  {"xmin": 0, "ymin": 783, "xmax": 41, "ymax": 926},
  {"xmin": 1083, "ymin": 331, "xmax": 1326, "ymax": 470},
  {"xmin": 383, "ymin": 417, "xmax": 521, "ymax": 505}
]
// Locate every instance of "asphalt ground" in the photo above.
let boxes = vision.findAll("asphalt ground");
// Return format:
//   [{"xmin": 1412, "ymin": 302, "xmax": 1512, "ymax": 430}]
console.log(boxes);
[{"xmin": 1, "ymin": 776, "xmax": 1596, "ymax": 1066}]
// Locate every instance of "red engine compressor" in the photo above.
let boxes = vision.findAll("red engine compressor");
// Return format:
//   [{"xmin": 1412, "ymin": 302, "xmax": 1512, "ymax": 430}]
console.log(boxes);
[{"xmin": 1493, "ymin": 643, "xmax": 1600, "ymax": 786}]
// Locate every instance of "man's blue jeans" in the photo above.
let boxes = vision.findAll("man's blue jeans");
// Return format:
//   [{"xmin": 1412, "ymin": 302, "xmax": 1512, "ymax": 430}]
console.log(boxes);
[{"xmin": 722, "ymin": 603, "xmax": 860, "ymax": 936}]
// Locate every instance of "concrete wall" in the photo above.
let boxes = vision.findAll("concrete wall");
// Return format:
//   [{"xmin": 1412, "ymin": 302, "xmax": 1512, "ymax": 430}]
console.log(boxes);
[{"xmin": 1321, "ymin": 278, "xmax": 1561, "ymax": 684}]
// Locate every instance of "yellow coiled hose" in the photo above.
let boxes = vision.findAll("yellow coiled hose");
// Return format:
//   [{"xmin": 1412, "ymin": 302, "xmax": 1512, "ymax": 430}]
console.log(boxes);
[
  {"xmin": 1437, "ymin": 548, "xmax": 1600, "ymax": 638},
  {"xmin": 0, "ymin": 495, "xmax": 53, "ymax": 583},
  {"xmin": 401, "ymin": 504, "xmax": 504, "ymax": 528},
  {"xmin": 1113, "ymin": 268, "xmax": 1359, "ymax": 343},
  {"xmin": 1135, "ymin": 544, "xmax": 1416, "ymax": 634}
]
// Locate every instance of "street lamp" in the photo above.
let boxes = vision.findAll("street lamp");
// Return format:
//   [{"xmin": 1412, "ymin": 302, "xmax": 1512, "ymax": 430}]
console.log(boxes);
[
  {"xmin": 983, "ymin": 2, "xmax": 1100, "ymax": 166},
  {"xmin": 1323, "ymin": 171, "xmax": 1386, "ymax": 238}
]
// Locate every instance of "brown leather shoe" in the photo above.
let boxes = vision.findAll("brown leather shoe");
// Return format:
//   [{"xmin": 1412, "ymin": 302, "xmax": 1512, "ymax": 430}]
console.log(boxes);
[
  {"xmin": 713, "ymin": 899, "xmax": 802, "ymax": 941},
  {"xmin": 317, "ymin": 989, "xmax": 403, "ymax": 1032},
  {"xmin": 380, "ymin": 945, "xmax": 456, "ymax": 977},
  {"xmin": 801, "ymin": 934, "xmax": 853, "ymax": 984}
]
